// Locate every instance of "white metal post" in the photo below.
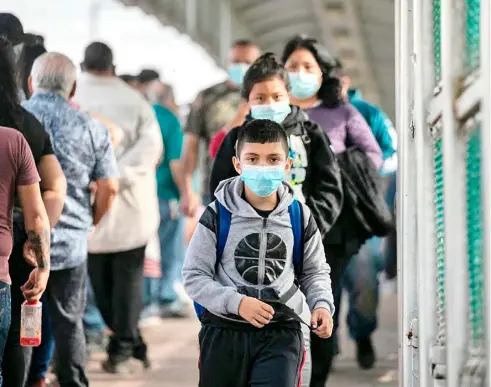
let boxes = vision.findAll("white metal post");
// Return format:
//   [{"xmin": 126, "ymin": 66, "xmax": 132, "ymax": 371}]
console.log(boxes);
[
  {"xmin": 185, "ymin": 0, "xmax": 197, "ymax": 36},
  {"xmin": 395, "ymin": 10, "xmax": 402, "ymax": 383},
  {"xmin": 479, "ymin": 0, "xmax": 491, "ymax": 383},
  {"xmin": 413, "ymin": 0, "xmax": 438, "ymax": 383},
  {"xmin": 440, "ymin": 0, "xmax": 469, "ymax": 385},
  {"xmin": 218, "ymin": 0, "xmax": 231, "ymax": 67},
  {"xmin": 396, "ymin": 0, "xmax": 418, "ymax": 385}
]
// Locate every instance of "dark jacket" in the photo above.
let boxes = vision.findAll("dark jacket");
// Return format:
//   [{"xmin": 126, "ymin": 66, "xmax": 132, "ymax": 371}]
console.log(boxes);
[
  {"xmin": 209, "ymin": 105, "xmax": 343, "ymax": 237},
  {"xmin": 337, "ymin": 147, "xmax": 393, "ymax": 241}
]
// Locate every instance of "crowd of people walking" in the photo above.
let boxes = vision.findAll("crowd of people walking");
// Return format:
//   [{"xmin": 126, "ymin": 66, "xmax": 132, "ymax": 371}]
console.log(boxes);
[{"xmin": 0, "ymin": 11, "xmax": 396, "ymax": 387}]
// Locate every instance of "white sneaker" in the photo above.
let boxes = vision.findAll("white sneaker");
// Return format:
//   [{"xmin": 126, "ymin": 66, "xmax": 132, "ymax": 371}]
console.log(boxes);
[{"xmin": 139, "ymin": 304, "xmax": 161, "ymax": 327}]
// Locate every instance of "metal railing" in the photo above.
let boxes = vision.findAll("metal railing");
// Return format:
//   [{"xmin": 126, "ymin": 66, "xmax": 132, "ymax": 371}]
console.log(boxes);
[{"xmin": 396, "ymin": 0, "xmax": 490, "ymax": 386}]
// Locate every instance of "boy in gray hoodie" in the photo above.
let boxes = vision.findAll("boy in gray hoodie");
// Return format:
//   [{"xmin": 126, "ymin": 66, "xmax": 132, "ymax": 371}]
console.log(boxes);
[{"xmin": 182, "ymin": 119, "xmax": 334, "ymax": 387}]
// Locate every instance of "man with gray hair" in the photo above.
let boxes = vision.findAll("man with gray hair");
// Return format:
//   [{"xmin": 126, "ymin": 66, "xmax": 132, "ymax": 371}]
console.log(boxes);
[{"xmin": 23, "ymin": 52, "xmax": 119, "ymax": 387}]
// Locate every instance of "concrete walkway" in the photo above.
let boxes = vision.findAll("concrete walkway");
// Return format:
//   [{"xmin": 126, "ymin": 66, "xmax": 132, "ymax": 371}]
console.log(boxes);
[{"xmin": 87, "ymin": 291, "xmax": 398, "ymax": 387}]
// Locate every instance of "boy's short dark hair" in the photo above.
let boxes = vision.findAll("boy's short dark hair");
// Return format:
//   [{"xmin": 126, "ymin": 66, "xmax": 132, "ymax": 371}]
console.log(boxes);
[
  {"xmin": 236, "ymin": 119, "xmax": 290, "ymax": 158},
  {"xmin": 241, "ymin": 52, "xmax": 290, "ymax": 99}
]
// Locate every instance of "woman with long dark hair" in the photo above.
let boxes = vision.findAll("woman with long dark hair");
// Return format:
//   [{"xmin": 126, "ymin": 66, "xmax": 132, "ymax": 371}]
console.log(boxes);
[
  {"xmin": 0, "ymin": 36, "xmax": 66, "ymax": 387},
  {"xmin": 282, "ymin": 35, "xmax": 383, "ymax": 387},
  {"xmin": 282, "ymin": 35, "xmax": 382, "ymax": 167}
]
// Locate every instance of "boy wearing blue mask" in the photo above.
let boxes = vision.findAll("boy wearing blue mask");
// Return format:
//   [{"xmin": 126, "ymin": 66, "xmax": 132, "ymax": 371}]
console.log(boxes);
[
  {"xmin": 209, "ymin": 55, "xmax": 343, "ymax": 386},
  {"xmin": 182, "ymin": 119, "xmax": 335, "ymax": 387}
]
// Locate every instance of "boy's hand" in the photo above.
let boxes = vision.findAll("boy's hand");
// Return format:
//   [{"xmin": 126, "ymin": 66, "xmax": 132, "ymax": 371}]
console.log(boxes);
[
  {"xmin": 238, "ymin": 296, "xmax": 275, "ymax": 328},
  {"xmin": 311, "ymin": 308, "xmax": 333, "ymax": 338}
]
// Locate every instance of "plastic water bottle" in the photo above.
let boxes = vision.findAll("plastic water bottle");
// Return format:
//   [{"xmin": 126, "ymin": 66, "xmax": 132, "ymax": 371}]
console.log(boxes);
[{"xmin": 20, "ymin": 300, "xmax": 42, "ymax": 347}]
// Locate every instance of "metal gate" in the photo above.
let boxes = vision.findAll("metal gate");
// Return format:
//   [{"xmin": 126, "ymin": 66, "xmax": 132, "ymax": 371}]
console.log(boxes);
[{"xmin": 396, "ymin": 0, "xmax": 490, "ymax": 385}]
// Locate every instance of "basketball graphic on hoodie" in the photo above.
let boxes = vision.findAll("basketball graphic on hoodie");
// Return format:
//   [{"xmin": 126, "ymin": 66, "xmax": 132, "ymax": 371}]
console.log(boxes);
[{"xmin": 234, "ymin": 232, "xmax": 287, "ymax": 285}]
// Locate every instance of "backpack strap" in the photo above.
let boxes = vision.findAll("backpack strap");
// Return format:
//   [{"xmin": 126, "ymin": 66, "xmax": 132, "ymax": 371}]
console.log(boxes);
[
  {"xmin": 277, "ymin": 200, "xmax": 305, "ymax": 308},
  {"xmin": 288, "ymin": 199, "xmax": 304, "ymax": 277},
  {"xmin": 195, "ymin": 201, "xmax": 231, "ymax": 320},
  {"xmin": 216, "ymin": 201, "xmax": 232, "ymax": 266}
]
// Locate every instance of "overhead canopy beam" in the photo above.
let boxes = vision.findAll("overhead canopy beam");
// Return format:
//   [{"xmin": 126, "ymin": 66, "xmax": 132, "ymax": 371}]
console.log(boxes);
[
  {"xmin": 260, "ymin": 23, "xmax": 318, "ymax": 48},
  {"xmin": 116, "ymin": 0, "xmax": 389, "ymax": 115},
  {"xmin": 248, "ymin": 15, "xmax": 313, "ymax": 36},
  {"xmin": 235, "ymin": 0, "xmax": 300, "ymax": 22}
]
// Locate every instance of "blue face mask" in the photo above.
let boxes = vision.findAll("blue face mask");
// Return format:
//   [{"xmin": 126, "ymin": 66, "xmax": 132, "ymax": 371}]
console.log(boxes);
[
  {"xmin": 228, "ymin": 63, "xmax": 249, "ymax": 87},
  {"xmin": 241, "ymin": 164, "xmax": 285, "ymax": 197},
  {"xmin": 250, "ymin": 101, "xmax": 291, "ymax": 124},
  {"xmin": 288, "ymin": 72, "xmax": 320, "ymax": 99}
]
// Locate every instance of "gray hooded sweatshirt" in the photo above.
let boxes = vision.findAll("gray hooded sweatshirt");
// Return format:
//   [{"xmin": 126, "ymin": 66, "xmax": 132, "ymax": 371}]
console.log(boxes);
[{"xmin": 182, "ymin": 176, "xmax": 335, "ymax": 323}]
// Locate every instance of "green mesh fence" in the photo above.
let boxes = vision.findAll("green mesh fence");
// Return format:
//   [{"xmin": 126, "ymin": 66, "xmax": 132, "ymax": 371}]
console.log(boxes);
[
  {"xmin": 465, "ymin": 0, "xmax": 483, "ymax": 349},
  {"xmin": 465, "ymin": 0, "xmax": 480, "ymax": 71},
  {"xmin": 432, "ymin": 0, "xmax": 446, "ymax": 345},
  {"xmin": 432, "ymin": 0, "xmax": 442, "ymax": 82},
  {"xmin": 434, "ymin": 138, "xmax": 446, "ymax": 344},
  {"xmin": 466, "ymin": 128, "xmax": 484, "ymax": 346}
]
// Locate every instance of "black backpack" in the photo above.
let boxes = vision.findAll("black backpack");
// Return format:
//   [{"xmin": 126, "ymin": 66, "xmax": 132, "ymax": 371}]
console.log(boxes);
[{"xmin": 337, "ymin": 146, "xmax": 394, "ymax": 238}]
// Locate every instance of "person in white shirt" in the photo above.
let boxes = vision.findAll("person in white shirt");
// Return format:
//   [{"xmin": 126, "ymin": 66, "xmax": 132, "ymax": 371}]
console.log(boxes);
[{"xmin": 73, "ymin": 41, "xmax": 163, "ymax": 373}]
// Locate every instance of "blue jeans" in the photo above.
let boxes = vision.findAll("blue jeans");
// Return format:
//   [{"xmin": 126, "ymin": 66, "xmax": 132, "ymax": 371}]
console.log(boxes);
[
  {"xmin": 143, "ymin": 199, "xmax": 186, "ymax": 306},
  {"xmin": 83, "ymin": 279, "xmax": 106, "ymax": 334},
  {"xmin": 27, "ymin": 296, "xmax": 55, "ymax": 383},
  {"xmin": 0, "ymin": 282, "xmax": 11, "ymax": 386},
  {"xmin": 342, "ymin": 237, "xmax": 384, "ymax": 339},
  {"xmin": 142, "ymin": 279, "xmax": 158, "ymax": 308},
  {"xmin": 158, "ymin": 199, "xmax": 186, "ymax": 304}
]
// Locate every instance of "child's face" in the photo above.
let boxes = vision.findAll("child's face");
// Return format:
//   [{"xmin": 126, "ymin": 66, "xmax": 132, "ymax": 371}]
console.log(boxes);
[
  {"xmin": 233, "ymin": 141, "xmax": 292, "ymax": 173},
  {"xmin": 248, "ymin": 76, "xmax": 290, "ymax": 106}
]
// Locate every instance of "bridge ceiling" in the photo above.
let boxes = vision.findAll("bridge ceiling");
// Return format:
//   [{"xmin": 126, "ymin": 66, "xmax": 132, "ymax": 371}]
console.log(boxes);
[{"xmin": 119, "ymin": 0, "xmax": 395, "ymax": 119}]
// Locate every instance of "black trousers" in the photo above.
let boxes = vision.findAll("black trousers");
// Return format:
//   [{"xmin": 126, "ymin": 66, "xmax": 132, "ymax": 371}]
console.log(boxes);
[
  {"xmin": 309, "ymin": 245, "xmax": 349, "ymax": 387},
  {"xmin": 199, "ymin": 320, "xmax": 305, "ymax": 387},
  {"xmin": 88, "ymin": 245, "xmax": 147, "ymax": 363}
]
